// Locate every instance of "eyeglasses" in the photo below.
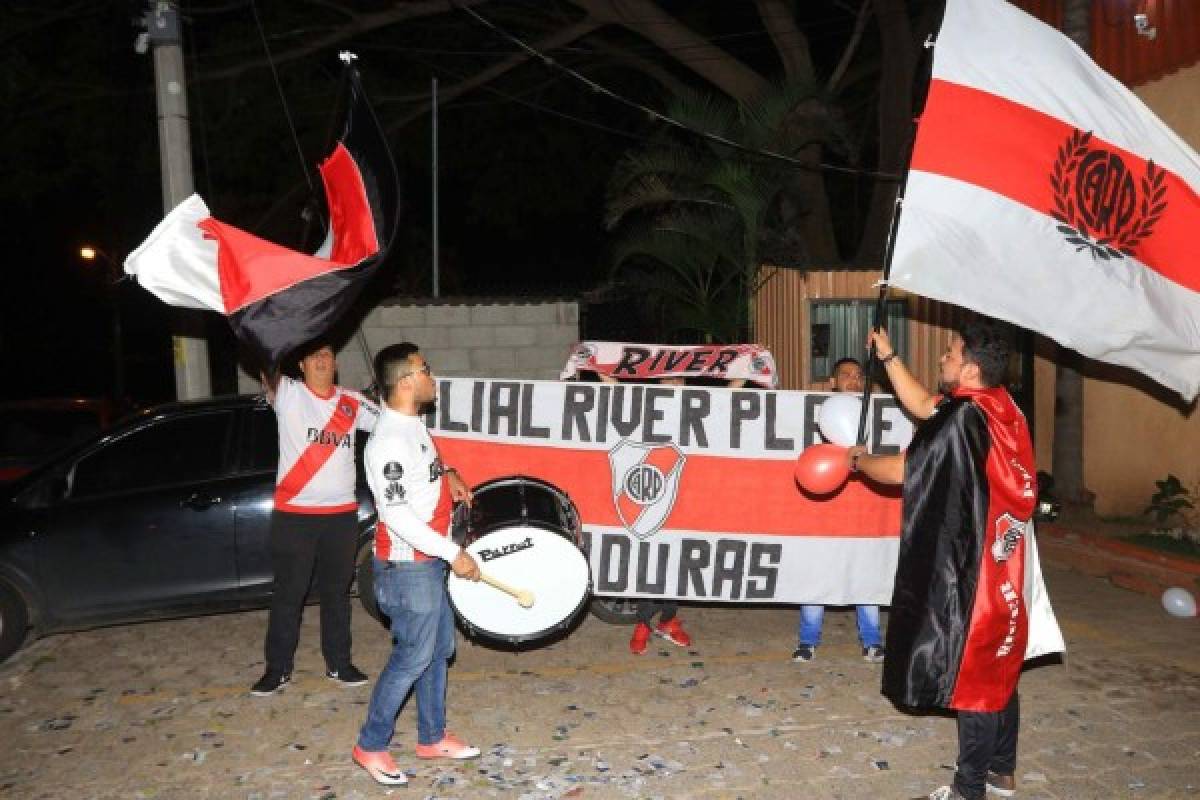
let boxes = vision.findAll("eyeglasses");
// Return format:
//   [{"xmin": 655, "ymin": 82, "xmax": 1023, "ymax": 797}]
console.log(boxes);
[{"xmin": 404, "ymin": 364, "xmax": 432, "ymax": 378}]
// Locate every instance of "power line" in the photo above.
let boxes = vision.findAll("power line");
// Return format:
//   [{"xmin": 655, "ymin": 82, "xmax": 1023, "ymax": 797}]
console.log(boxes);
[
  {"xmin": 398, "ymin": 51, "xmax": 654, "ymax": 146},
  {"xmin": 397, "ymin": 50, "xmax": 881, "ymax": 188},
  {"xmin": 451, "ymin": 2, "xmax": 899, "ymax": 181},
  {"xmin": 250, "ymin": 0, "xmax": 318, "ymax": 199}
]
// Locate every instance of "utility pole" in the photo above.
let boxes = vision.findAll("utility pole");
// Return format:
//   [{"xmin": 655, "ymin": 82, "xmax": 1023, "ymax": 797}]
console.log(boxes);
[{"xmin": 139, "ymin": 1, "xmax": 211, "ymax": 400}]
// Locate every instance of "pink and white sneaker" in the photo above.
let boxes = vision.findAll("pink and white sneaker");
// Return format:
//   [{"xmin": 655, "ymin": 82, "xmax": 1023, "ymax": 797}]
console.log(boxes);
[
  {"xmin": 351, "ymin": 744, "xmax": 408, "ymax": 786},
  {"xmin": 414, "ymin": 732, "xmax": 481, "ymax": 760}
]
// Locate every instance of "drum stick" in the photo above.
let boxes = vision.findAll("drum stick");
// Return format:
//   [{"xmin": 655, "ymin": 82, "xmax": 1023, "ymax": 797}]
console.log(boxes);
[{"xmin": 479, "ymin": 573, "xmax": 535, "ymax": 608}]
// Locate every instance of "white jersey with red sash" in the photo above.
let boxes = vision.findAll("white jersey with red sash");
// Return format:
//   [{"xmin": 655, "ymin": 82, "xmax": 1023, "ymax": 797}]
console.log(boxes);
[
  {"xmin": 364, "ymin": 407, "xmax": 459, "ymax": 563},
  {"xmin": 883, "ymin": 386, "xmax": 1061, "ymax": 712},
  {"xmin": 272, "ymin": 376, "xmax": 379, "ymax": 513}
]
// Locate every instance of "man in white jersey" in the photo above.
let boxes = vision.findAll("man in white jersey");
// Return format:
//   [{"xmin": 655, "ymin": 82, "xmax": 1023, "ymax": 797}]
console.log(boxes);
[
  {"xmin": 251, "ymin": 343, "xmax": 379, "ymax": 696},
  {"xmin": 351, "ymin": 342, "xmax": 482, "ymax": 787}
]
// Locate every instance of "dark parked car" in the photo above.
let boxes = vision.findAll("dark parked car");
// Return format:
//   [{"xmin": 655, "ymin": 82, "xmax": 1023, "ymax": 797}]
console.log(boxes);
[
  {"xmin": 0, "ymin": 394, "xmax": 377, "ymax": 665},
  {"xmin": 0, "ymin": 393, "xmax": 630, "ymax": 665}
]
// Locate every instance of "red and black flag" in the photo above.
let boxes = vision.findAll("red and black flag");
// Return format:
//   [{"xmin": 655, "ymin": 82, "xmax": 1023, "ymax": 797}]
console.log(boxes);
[
  {"xmin": 125, "ymin": 64, "xmax": 399, "ymax": 369},
  {"xmin": 882, "ymin": 386, "xmax": 1062, "ymax": 712}
]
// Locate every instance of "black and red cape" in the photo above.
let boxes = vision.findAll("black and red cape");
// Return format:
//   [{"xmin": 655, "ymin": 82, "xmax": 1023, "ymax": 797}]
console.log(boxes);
[{"xmin": 882, "ymin": 385, "xmax": 1039, "ymax": 712}]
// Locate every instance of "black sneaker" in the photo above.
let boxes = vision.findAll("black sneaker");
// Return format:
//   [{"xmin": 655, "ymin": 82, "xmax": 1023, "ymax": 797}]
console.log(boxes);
[
  {"xmin": 250, "ymin": 671, "xmax": 290, "ymax": 696},
  {"xmin": 326, "ymin": 664, "xmax": 369, "ymax": 687},
  {"xmin": 791, "ymin": 644, "xmax": 816, "ymax": 662},
  {"xmin": 862, "ymin": 645, "xmax": 885, "ymax": 663}
]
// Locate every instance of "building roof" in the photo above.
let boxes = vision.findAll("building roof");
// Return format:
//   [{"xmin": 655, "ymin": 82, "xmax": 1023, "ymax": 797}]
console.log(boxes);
[{"xmin": 1011, "ymin": 0, "xmax": 1200, "ymax": 87}]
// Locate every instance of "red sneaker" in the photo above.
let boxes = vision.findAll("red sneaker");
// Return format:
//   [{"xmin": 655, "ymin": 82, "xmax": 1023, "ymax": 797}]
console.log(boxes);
[
  {"xmin": 351, "ymin": 745, "xmax": 408, "ymax": 786},
  {"xmin": 655, "ymin": 617, "xmax": 692, "ymax": 647},
  {"xmin": 629, "ymin": 622, "xmax": 652, "ymax": 655},
  {"xmin": 414, "ymin": 732, "xmax": 481, "ymax": 760}
]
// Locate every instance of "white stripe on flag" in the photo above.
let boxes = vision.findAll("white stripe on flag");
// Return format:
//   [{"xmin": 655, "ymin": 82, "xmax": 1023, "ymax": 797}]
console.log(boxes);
[
  {"xmin": 123, "ymin": 194, "xmax": 224, "ymax": 313},
  {"xmin": 587, "ymin": 526, "xmax": 900, "ymax": 605},
  {"xmin": 893, "ymin": 172, "xmax": 1200, "ymax": 399}
]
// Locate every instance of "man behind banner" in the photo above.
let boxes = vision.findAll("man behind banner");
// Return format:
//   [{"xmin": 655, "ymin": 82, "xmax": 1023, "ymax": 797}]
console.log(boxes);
[
  {"xmin": 847, "ymin": 321, "xmax": 1043, "ymax": 800},
  {"xmin": 351, "ymin": 343, "xmax": 482, "ymax": 787},
  {"xmin": 793, "ymin": 356, "xmax": 885, "ymax": 665},
  {"xmin": 252, "ymin": 343, "xmax": 379, "ymax": 697}
]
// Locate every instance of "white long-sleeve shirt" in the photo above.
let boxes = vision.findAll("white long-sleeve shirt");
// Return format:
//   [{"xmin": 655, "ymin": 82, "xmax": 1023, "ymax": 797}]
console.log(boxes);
[{"xmin": 364, "ymin": 406, "xmax": 460, "ymax": 563}]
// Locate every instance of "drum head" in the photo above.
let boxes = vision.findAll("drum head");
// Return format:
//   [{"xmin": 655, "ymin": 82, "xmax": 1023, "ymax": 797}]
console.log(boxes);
[{"xmin": 448, "ymin": 525, "xmax": 591, "ymax": 642}]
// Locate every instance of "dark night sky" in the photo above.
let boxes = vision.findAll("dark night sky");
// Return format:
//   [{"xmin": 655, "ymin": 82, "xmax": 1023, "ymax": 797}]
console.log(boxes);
[{"xmin": 1, "ymin": 0, "xmax": 874, "ymax": 406}]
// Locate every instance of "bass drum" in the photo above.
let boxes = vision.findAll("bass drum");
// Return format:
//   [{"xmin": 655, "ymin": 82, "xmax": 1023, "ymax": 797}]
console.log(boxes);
[{"xmin": 447, "ymin": 476, "xmax": 591, "ymax": 644}]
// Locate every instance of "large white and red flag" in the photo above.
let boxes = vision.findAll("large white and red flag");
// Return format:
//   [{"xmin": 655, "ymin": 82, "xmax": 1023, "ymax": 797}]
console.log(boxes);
[
  {"xmin": 890, "ymin": 0, "xmax": 1200, "ymax": 400},
  {"xmin": 124, "ymin": 64, "xmax": 399, "ymax": 369}
]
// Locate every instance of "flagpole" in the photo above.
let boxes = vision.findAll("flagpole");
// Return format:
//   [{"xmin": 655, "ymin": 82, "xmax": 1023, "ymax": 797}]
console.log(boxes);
[{"xmin": 855, "ymin": 28, "xmax": 940, "ymax": 447}]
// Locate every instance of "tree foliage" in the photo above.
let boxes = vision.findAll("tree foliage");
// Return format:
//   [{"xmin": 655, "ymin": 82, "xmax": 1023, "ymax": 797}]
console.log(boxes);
[
  {"xmin": 605, "ymin": 80, "xmax": 847, "ymax": 342},
  {"xmin": 1, "ymin": 0, "xmax": 939, "ymax": 376}
]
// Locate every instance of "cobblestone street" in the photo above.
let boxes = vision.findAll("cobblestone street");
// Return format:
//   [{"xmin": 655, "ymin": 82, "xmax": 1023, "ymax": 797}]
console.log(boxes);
[{"xmin": 1, "ymin": 564, "xmax": 1197, "ymax": 800}]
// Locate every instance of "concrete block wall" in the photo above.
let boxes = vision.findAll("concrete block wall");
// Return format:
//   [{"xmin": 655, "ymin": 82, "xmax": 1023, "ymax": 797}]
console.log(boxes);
[{"xmin": 238, "ymin": 298, "xmax": 579, "ymax": 393}]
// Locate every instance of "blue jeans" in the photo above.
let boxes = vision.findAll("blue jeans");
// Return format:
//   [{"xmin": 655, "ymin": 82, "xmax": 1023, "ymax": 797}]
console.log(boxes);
[
  {"xmin": 357, "ymin": 559, "xmax": 455, "ymax": 751},
  {"xmin": 798, "ymin": 604, "xmax": 882, "ymax": 648}
]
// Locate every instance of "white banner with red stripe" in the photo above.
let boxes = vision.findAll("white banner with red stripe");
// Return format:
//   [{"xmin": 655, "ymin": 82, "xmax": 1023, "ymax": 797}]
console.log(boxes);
[
  {"xmin": 891, "ymin": 0, "xmax": 1200, "ymax": 400},
  {"xmin": 429, "ymin": 378, "xmax": 915, "ymax": 603}
]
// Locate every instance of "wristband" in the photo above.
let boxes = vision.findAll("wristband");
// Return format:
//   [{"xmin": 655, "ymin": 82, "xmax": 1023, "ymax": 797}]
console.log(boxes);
[
  {"xmin": 850, "ymin": 452, "xmax": 861, "ymax": 472},
  {"xmin": 879, "ymin": 351, "xmax": 897, "ymax": 365}
]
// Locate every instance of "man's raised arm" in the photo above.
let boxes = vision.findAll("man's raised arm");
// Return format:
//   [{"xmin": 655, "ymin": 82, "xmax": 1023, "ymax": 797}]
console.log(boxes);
[{"xmin": 868, "ymin": 328, "xmax": 939, "ymax": 421}]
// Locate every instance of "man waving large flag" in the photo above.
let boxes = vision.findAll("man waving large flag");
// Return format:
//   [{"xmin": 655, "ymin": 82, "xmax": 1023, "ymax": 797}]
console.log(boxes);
[
  {"xmin": 125, "ymin": 61, "xmax": 399, "ymax": 370},
  {"xmin": 890, "ymin": 0, "xmax": 1200, "ymax": 400}
]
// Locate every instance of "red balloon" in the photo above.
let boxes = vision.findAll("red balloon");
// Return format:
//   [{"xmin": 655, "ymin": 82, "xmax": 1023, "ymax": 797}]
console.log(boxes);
[{"xmin": 794, "ymin": 443, "xmax": 851, "ymax": 495}]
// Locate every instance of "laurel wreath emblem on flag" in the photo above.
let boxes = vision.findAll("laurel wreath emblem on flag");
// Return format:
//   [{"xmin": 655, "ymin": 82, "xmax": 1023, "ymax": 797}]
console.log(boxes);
[{"xmin": 1050, "ymin": 128, "xmax": 1167, "ymax": 261}]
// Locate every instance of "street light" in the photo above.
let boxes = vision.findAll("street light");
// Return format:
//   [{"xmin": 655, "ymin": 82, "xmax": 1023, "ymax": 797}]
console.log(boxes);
[{"xmin": 78, "ymin": 245, "xmax": 126, "ymax": 402}]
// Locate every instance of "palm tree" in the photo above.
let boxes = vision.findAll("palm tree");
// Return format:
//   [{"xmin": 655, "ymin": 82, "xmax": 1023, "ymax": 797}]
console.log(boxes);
[{"xmin": 605, "ymin": 82, "xmax": 843, "ymax": 343}]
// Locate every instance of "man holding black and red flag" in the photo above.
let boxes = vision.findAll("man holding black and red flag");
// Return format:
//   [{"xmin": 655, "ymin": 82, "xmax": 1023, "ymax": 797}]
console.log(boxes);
[
  {"xmin": 251, "ymin": 342, "xmax": 379, "ymax": 697},
  {"xmin": 847, "ymin": 320, "xmax": 1061, "ymax": 800}
]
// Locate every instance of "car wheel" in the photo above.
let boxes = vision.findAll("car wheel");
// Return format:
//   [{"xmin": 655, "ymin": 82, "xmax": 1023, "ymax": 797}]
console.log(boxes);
[
  {"xmin": 588, "ymin": 596, "xmax": 641, "ymax": 625},
  {"xmin": 354, "ymin": 540, "xmax": 389, "ymax": 629},
  {"xmin": 0, "ymin": 579, "xmax": 30, "ymax": 665}
]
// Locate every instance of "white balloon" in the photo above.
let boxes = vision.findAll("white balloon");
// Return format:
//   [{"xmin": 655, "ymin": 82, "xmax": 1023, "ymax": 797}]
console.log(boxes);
[
  {"xmin": 818, "ymin": 393, "xmax": 867, "ymax": 447},
  {"xmin": 1161, "ymin": 587, "xmax": 1197, "ymax": 618}
]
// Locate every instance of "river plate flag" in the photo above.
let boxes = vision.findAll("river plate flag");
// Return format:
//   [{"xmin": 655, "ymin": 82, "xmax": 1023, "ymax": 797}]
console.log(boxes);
[
  {"xmin": 890, "ymin": 0, "xmax": 1200, "ymax": 400},
  {"xmin": 124, "ymin": 66, "xmax": 399, "ymax": 369}
]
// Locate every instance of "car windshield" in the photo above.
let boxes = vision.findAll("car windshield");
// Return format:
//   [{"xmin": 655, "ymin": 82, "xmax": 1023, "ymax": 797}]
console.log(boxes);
[{"xmin": 0, "ymin": 409, "xmax": 105, "ymax": 464}]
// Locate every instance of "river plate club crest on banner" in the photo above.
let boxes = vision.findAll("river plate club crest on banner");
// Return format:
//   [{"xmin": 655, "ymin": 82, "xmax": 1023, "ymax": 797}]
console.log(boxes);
[{"xmin": 608, "ymin": 440, "xmax": 685, "ymax": 540}]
